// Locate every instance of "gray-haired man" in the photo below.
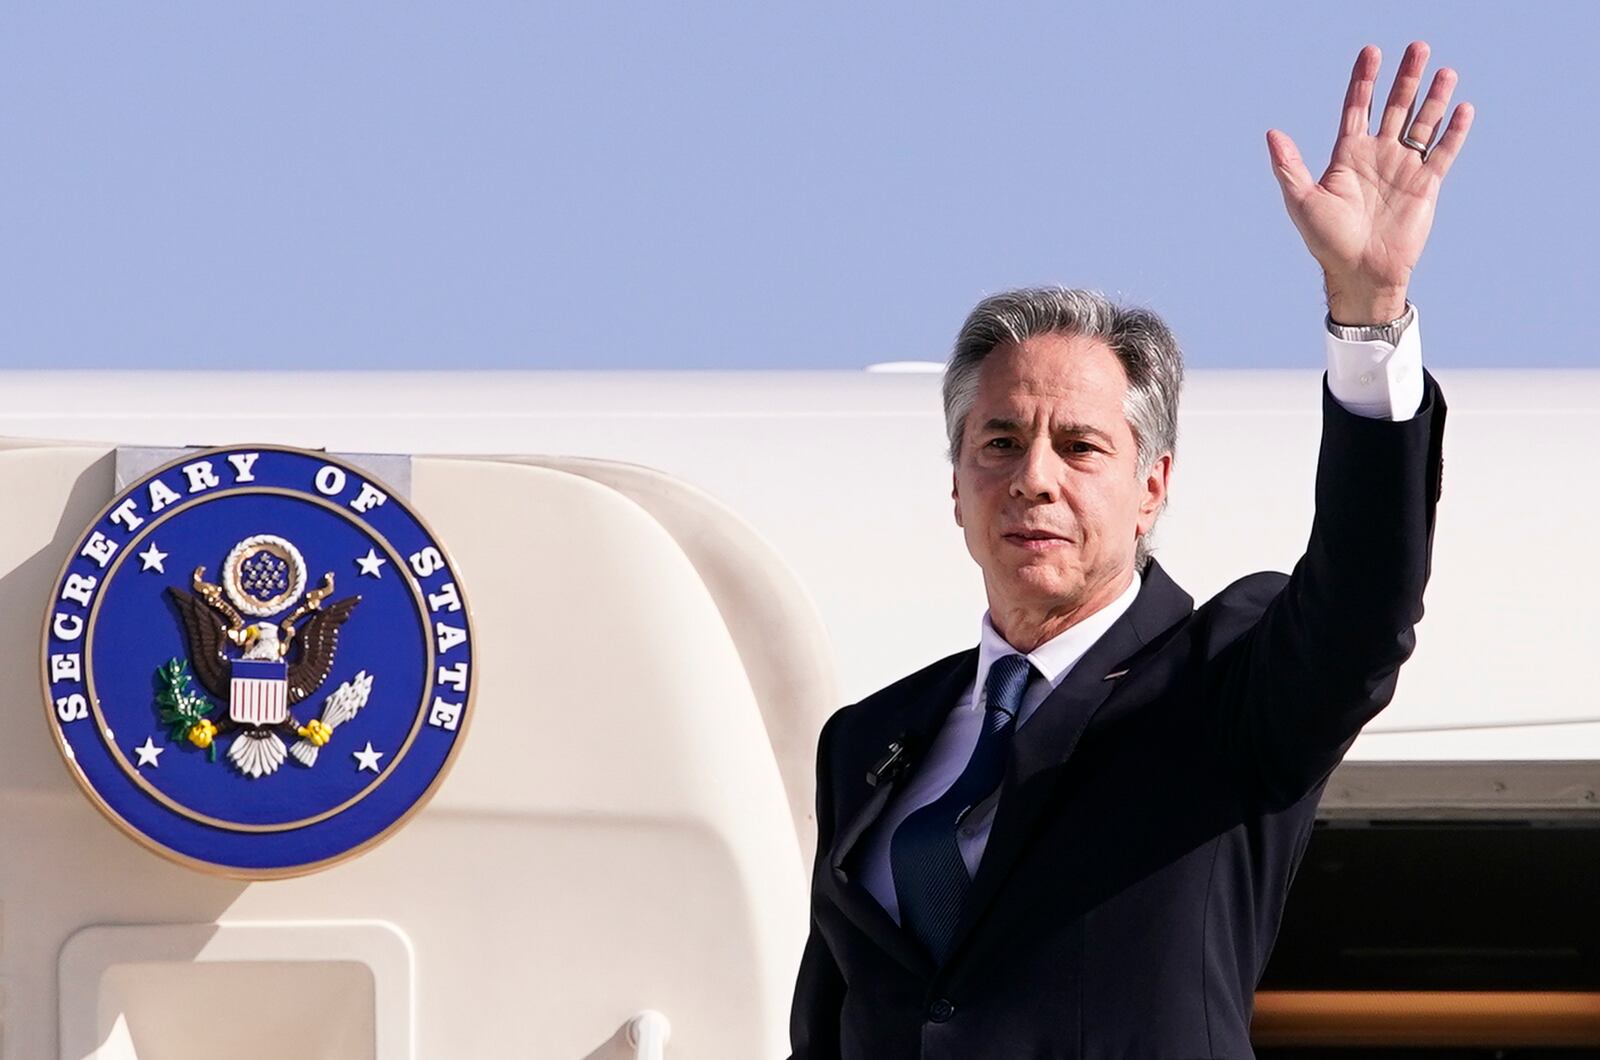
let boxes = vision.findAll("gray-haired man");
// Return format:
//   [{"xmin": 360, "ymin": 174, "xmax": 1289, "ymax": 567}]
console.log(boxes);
[{"xmin": 791, "ymin": 40, "xmax": 1468, "ymax": 1058}]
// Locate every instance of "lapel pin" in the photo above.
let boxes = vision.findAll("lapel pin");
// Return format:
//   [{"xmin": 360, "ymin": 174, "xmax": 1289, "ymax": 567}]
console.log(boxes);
[{"xmin": 1103, "ymin": 668, "xmax": 1130, "ymax": 681}]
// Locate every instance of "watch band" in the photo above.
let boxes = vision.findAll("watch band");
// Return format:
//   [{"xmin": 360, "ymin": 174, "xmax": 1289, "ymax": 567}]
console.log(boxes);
[{"xmin": 1325, "ymin": 300, "xmax": 1416, "ymax": 345}]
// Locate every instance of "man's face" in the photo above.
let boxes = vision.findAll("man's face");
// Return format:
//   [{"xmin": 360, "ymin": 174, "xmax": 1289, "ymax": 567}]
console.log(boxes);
[{"xmin": 952, "ymin": 332, "xmax": 1170, "ymax": 635}]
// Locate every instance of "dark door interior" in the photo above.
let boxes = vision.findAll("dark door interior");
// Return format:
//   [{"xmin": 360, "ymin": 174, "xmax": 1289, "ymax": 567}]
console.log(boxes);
[{"xmin": 1254, "ymin": 817, "xmax": 1600, "ymax": 1057}]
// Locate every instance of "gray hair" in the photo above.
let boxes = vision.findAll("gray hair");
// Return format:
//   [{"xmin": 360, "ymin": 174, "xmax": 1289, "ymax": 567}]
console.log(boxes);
[{"xmin": 941, "ymin": 286, "xmax": 1185, "ymax": 571}]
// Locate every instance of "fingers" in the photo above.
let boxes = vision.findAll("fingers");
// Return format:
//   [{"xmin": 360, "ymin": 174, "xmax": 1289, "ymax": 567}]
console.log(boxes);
[
  {"xmin": 1266, "ymin": 129, "xmax": 1314, "ymax": 203},
  {"xmin": 1426, "ymin": 102, "xmax": 1476, "ymax": 178},
  {"xmin": 1404, "ymin": 66, "xmax": 1459, "ymax": 149},
  {"xmin": 1378, "ymin": 41, "xmax": 1431, "ymax": 138},
  {"xmin": 1338, "ymin": 45, "xmax": 1382, "ymax": 140}
]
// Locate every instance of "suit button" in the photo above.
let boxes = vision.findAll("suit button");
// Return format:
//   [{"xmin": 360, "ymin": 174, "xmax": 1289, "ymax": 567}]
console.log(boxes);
[{"xmin": 928, "ymin": 998, "xmax": 956, "ymax": 1022}]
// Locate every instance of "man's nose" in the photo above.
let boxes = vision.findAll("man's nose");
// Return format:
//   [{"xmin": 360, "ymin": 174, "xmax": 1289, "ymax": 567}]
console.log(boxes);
[{"xmin": 1009, "ymin": 438, "xmax": 1060, "ymax": 500}]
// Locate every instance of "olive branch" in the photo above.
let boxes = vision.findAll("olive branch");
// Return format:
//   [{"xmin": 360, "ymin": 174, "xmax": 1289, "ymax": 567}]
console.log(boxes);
[{"xmin": 156, "ymin": 658, "xmax": 217, "ymax": 762}]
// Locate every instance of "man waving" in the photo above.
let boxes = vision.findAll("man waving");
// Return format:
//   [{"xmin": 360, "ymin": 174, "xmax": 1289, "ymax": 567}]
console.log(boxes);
[{"xmin": 790, "ymin": 41, "xmax": 1470, "ymax": 1059}]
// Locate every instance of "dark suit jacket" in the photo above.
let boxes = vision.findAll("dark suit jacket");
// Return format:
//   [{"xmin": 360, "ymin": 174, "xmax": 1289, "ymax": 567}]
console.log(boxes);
[{"xmin": 789, "ymin": 370, "xmax": 1448, "ymax": 1059}]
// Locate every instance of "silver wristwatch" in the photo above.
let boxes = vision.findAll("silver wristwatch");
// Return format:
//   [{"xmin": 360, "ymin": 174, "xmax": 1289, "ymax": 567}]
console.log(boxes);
[{"xmin": 1325, "ymin": 300, "xmax": 1416, "ymax": 345}]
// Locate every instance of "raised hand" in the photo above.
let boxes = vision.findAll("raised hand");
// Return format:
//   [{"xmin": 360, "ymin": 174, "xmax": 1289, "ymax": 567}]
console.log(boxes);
[{"xmin": 1267, "ymin": 41, "xmax": 1474, "ymax": 324}]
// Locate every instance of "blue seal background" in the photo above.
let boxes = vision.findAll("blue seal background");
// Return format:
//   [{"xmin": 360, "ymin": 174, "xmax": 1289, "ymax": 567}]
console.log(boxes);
[{"xmin": 44, "ymin": 447, "xmax": 475, "ymax": 875}]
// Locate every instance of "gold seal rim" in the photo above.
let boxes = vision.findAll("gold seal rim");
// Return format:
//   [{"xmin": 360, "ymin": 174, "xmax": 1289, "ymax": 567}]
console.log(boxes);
[{"xmin": 38, "ymin": 443, "xmax": 478, "ymax": 880}]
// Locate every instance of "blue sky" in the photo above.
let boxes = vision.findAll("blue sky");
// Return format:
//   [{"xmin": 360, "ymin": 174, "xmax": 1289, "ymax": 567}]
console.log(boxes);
[{"xmin": 1, "ymin": 3, "xmax": 1589, "ymax": 370}]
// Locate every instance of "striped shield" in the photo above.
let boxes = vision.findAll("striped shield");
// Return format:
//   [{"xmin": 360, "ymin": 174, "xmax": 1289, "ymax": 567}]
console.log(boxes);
[{"xmin": 230, "ymin": 659, "xmax": 289, "ymax": 726}]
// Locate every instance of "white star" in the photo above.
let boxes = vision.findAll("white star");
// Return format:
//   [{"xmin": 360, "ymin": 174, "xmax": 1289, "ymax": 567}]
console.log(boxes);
[
  {"xmin": 353, "ymin": 741, "xmax": 385, "ymax": 772},
  {"xmin": 134, "ymin": 737, "xmax": 164, "ymax": 768},
  {"xmin": 139, "ymin": 542, "xmax": 168, "ymax": 573},
  {"xmin": 356, "ymin": 548, "xmax": 387, "ymax": 579}
]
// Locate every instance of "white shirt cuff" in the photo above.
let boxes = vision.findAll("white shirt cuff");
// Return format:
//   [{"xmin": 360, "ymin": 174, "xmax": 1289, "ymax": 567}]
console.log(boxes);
[{"xmin": 1324, "ymin": 304, "xmax": 1425, "ymax": 421}]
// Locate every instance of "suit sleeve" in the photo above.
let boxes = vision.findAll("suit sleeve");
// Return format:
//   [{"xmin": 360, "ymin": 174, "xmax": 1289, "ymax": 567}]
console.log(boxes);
[
  {"xmin": 1214, "ymin": 364, "xmax": 1447, "ymax": 802},
  {"xmin": 787, "ymin": 711, "xmax": 846, "ymax": 1059}
]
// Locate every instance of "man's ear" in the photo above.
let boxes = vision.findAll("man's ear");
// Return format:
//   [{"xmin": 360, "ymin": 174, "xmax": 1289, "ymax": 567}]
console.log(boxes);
[
  {"xmin": 1137, "ymin": 453, "xmax": 1173, "ymax": 536},
  {"xmin": 952, "ymin": 468, "xmax": 963, "ymax": 529}
]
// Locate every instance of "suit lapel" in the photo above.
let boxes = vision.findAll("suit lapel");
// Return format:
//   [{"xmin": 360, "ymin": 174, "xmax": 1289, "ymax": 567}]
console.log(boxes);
[
  {"xmin": 823, "ymin": 649, "xmax": 978, "ymax": 979},
  {"xmin": 944, "ymin": 558, "xmax": 1195, "ymax": 966},
  {"xmin": 819, "ymin": 559, "xmax": 1195, "ymax": 978}
]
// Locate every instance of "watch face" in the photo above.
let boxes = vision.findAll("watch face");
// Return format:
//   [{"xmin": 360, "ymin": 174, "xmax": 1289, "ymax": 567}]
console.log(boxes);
[{"xmin": 41, "ymin": 444, "xmax": 476, "ymax": 879}]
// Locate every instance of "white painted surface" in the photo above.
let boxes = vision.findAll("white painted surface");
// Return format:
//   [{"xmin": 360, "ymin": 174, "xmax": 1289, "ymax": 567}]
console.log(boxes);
[
  {"xmin": 1, "ymin": 440, "xmax": 816, "ymax": 1059},
  {"xmin": 0, "ymin": 367, "xmax": 1595, "ymax": 1058},
  {"xmin": 2, "ymin": 368, "xmax": 1592, "ymax": 756}
]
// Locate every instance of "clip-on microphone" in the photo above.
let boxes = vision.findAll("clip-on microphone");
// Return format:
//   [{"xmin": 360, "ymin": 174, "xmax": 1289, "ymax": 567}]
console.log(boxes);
[{"xmin": 867, "ymin": 730, "xmax": 917, "ymax": 788}]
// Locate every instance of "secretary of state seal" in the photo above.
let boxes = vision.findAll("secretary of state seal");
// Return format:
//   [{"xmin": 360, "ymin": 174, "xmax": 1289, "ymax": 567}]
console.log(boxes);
[{"xmin": 790, "ymin": 39, "xmax": 1470, "ymax": 1059}]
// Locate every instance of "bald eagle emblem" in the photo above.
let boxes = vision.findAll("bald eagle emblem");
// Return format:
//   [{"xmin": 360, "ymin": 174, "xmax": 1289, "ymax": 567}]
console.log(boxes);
[{"xmin": 165, "ymin": 534, "xmax": 366, "ymax": 777}]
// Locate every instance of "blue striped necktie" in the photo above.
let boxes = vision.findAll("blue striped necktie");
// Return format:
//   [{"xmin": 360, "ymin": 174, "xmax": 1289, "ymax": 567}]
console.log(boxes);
[{"xmin": 890, "ymin": 652, "xmax": 1036, "ymax": 963}]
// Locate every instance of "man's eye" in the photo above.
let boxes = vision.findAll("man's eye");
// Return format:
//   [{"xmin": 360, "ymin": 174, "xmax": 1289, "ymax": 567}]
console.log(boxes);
[
  {"xmin": 985, "ymin": 438, "xmax": 1014, "ymax": 450},
  {"xmin": 1065, "ymin": 441, "xmax": 1096, "ymax": 454}
]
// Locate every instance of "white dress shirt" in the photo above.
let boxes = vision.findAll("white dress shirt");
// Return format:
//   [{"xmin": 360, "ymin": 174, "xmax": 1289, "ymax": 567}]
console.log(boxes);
[
  {"xmin": 859, "ymin": 309, "xmax": 1426, "ymax": 924},
  {"xmin": 1324, "ymin": 303, "xmax": 1424, "ymax": 420}
]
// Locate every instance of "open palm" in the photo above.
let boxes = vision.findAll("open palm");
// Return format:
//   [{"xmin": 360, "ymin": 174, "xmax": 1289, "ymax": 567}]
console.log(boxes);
[{"xmin": 1268, "ymin": 42, "xmax": 1474, "ymax": 322}]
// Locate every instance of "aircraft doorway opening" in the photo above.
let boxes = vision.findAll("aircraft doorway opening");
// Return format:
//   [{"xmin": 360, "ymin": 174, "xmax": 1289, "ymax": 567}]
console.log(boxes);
[{"xmin": 1250, "ymin": 762, "xmax": 1600, "ymax": 1059}]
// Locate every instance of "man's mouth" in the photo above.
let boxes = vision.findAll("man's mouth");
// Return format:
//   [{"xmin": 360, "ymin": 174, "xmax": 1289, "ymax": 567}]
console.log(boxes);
[{"xmin": 1003, "ymin": 530, "xmax": 1070, "ymax": 549}]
